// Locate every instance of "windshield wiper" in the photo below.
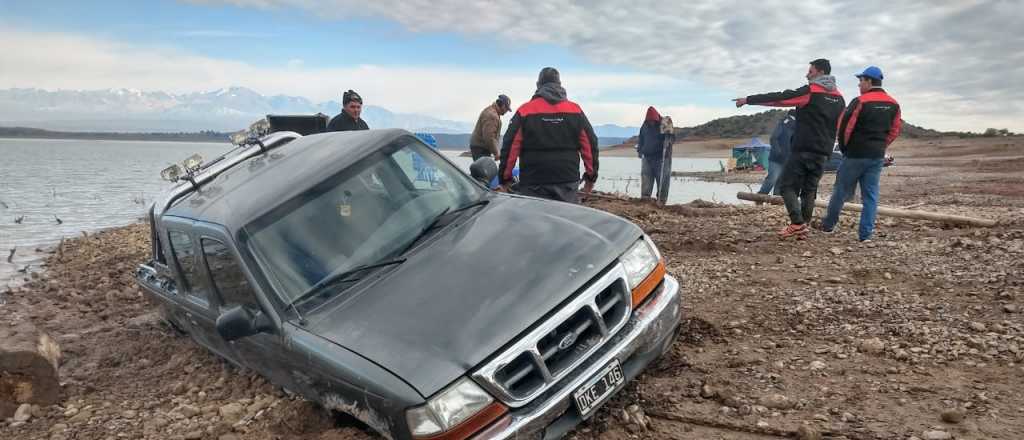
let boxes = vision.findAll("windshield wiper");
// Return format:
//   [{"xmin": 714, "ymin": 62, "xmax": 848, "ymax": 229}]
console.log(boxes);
[{"xmin": 290, "ymin": 258, "xmax": 407, "ymax": 308}]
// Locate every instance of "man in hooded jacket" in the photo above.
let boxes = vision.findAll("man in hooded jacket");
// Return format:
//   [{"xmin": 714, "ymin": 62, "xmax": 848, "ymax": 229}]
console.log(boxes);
[
  {"xmin": 498, "ymin": 67, "xmax": 599, "ymax": 203},
  {"xmin": 735, "ymin": 59, "xmax": 845, "ymax": 238},
  {"xmin": 637, "ymin": 106, "xmax": 665, "ymax": 200}
]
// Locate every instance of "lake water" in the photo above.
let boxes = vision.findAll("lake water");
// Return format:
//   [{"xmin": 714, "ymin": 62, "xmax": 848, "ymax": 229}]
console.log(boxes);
[{"xmin": 0, "ymin": 138, "xmax": 748, "ymax": 285}]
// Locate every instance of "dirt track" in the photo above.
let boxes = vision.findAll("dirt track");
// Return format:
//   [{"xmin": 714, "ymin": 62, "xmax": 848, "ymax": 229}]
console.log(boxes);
[{"xmin": 2, "ymin": 137, "xmax": 1023, "ymax": 440}]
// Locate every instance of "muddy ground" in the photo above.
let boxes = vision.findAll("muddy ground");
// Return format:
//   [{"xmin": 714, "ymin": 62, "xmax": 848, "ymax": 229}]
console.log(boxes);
[{"xmin": 2, "ymin": 136, "xmax": 1023, "ymax": 440}]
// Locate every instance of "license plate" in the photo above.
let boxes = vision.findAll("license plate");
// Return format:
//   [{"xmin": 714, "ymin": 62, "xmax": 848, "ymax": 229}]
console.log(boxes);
[{"xmin": 572, "ymin": 359, "xmax": 625, "ymax": 418}]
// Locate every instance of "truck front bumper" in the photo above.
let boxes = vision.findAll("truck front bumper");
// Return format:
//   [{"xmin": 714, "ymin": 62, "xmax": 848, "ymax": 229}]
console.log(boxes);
[{"xmin": 473, "ymin": 275, "xmax": 681, "ymax": 440}]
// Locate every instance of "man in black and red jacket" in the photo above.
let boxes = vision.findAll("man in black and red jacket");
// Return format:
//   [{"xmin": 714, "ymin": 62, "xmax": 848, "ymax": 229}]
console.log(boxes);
[
  {"xmin": 735, "ymin": 58, "xmax": 845, "ymax": 238},
  {"xmin": 498, "ymin": 67, "xmax": 599, "ymax": 203},
  {"xmin": 820, "ymin": 66, "xmax": 901, "ymax": 242}
]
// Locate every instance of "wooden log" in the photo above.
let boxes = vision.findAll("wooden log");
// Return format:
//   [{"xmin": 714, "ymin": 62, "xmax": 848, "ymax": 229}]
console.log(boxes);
[
  {"xmin": 0, "ymin": 322, "xmax": 62, "ymax": 418},
  {"xmin": 736, "ymin": 192, "xmax": 998, "ymax": 227}
]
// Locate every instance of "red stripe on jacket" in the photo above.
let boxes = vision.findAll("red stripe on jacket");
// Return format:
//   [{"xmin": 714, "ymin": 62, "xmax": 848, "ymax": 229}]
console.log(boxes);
[
  {"xmin": 578, "ymin": 128, "xmax": 595, "ymax": 178},
  {"xmin": 504, "ymin": 127, "xmax": 523, "ymax": 181}
]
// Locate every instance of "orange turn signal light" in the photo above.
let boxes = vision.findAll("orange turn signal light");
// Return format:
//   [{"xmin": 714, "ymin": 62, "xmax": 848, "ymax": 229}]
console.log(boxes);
[
  {"xmin": 416, "ymin": 401, "xmax": 508, "ymax": 440},
  {"xmin": 631, "ymin": 260, "xmax": 666, "ymax": 307}
]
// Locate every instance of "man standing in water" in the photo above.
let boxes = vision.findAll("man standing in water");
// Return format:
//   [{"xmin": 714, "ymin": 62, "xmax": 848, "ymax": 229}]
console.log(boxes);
[
  {"xmin": 327, "ymin": 90, "xmax": 369, "ymax": 132},
  {"xmin": 498, "ymin": 67, "xmax": 599, "ymax": 203},
  {"xmin": 734, "ymin": 59, "xmax": 845, "ymax": 238}
]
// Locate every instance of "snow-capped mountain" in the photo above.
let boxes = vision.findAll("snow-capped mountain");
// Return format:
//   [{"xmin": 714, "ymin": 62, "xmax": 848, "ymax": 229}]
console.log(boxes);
[{"xmin": 0, "ymin": 87, "xmax": 474, "ymax": 133}]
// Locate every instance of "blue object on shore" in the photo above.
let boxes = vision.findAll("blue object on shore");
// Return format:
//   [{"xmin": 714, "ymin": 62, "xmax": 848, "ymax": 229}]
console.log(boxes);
[{"xmin": 489, "ymin": 168, "xmax": 518, "ymax": 190}]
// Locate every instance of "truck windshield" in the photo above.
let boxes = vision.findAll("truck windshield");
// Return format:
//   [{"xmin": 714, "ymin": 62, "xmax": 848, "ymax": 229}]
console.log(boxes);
[{"xmin": 243, "ymin": 136, "xmax": 485, "ymax": 304}]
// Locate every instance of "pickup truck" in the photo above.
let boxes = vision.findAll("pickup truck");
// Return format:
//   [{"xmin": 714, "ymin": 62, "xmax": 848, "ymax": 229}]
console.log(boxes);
[{"xmin": 136, "ymin": 127, "xmax": 681, "ymax": 440}]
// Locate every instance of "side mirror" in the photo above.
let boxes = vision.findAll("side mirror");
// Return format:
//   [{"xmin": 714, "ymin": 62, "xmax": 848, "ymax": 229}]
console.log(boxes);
[
  {"xmin": 469, "ymin": 157, "xmax": 498, "ymax": 186},
  {"xmin": 216, "ymin": 305, "xmax": 273, "ymax": 341}
]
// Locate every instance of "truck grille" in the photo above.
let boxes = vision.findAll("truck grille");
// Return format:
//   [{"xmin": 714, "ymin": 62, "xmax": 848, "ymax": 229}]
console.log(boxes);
[{"xmin": 474, "ymin": 264, "xmax": 632, "ymax": 406}]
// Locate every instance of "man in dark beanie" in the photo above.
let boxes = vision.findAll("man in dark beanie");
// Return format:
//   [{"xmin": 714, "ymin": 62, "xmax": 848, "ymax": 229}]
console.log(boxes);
[
  {"xmin": 327, "ymin": 89, "xmax": 369, "ymax": 132},
  {"xmin": 497, "ymin": 67, "xmax": 599, "ymax": 203}
]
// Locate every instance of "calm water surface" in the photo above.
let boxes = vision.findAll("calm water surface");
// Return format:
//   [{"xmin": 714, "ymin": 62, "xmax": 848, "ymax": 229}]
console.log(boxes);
[{"xmin": 0, "ymin": 138, "xmax": 749, "ymax": 285}]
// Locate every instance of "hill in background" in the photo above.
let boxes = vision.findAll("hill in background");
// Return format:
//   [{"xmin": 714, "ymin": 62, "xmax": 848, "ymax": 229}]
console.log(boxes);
[{"xmin": 620, "ymin": 110, "xmax": 945, "ymax": 145}]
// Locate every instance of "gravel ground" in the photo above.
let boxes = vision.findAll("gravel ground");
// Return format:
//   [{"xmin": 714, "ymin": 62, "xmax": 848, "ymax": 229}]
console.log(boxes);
[{"xmin": 2, "ymin": 136, "xmax": 1022, "ymax": 440}]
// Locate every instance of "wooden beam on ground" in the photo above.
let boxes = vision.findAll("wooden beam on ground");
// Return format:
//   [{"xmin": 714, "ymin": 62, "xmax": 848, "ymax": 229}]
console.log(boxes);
[
  {"xmin": 736, "ymin": 192, "xmax": 998, "ymax": 227},
  {"xmin": 0, "ymin": 322, "xmax": 62, "ymax": 418}
]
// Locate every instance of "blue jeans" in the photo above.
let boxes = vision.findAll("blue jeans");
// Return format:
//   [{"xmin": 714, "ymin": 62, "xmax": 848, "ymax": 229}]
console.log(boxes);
[
  {"xmin": 757, "ymin": 160, "xmax": 785, "ymax": 195},
  {"xmin": 822, "ymin": 158, "xmax": 884, "ymax": 240}
]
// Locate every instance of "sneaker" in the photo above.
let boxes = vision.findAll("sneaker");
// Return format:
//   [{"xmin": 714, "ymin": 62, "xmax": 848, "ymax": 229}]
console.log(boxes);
[{"xmin": 779, "ymin": 223, "xmax": 809, "ymax": 238}]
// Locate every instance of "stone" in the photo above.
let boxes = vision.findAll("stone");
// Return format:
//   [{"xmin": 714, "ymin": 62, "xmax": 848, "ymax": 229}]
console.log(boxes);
[
  {"xmin": 13, "ymin": 403, "xmax": 33, "ymax": 422},
  {"xmin": 178, "ymin": 404, "xmax": 200, "ymax": 418},
  {"xmin": 756, "ymin": 420, "xmax": 769, "ymax": 428},
  {"xmin": 858, "ymin": 338, "xmax": 886, "ymax": 354},
  {"xmin": 621, "ymin": 404, "xmax": 648, "ymax": 432},
  {"xmin": 184, "ymin": 431, "xmax": 203, "ymax": 440},
  {"xmin": 809, "ymin": 360, "xmax": 827, "ymax": 370},
  {"xmin": 922, "ymin": 430, "xmax": 952, "ymax": 440},
  {"xmin": 218, "ymin": 403, "xmax": 244, "ymax": 423},
  {"xmin": 829, "ymin": 247, "xmax": 843, "ymax": 256},
  {"xmin": 1004, "ymin": 304, "xmax": 1019, "ymax": 314},
  {"xmin": 940, "ymin": 409, "xmax": 965, "ymax": 424},
  {"xmin": 969, "ymin": 322, "xmax": 987, "ymax": 332},
  {"xmin": 68, "ymin": 409, "xmax": 92, "ymax": 423},
  {"xmin": 796, "ymin": 425, "xmax": 823, "ymax": 440},
  {"xmin": 758, "ymin": 394, "xmax": 794, "ymax": 410},
  {"xmin": 49, "ymin": 423, "xmax": 68, "ymax": 432},
  {"xmin": 700, "ymin": 383, "xmax": 716, "ymax": 399}
]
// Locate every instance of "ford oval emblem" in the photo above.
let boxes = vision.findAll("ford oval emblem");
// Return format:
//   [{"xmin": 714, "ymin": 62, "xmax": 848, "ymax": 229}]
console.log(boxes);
[{"xmin": 557, "ymin": 332, "xmax": 578, "ymax": 351}]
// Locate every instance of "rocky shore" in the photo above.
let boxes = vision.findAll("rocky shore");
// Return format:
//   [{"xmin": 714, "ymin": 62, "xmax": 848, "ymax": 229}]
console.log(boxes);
[{"xmin": 2, "ymin": 136, "xmax": 1023, "ymax": 439}]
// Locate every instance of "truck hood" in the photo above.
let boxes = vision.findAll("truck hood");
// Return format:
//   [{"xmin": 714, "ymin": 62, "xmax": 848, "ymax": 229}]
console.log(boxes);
[{"xmin": 303, "ymin": 195, "xmax": 641, "ymax": 397}]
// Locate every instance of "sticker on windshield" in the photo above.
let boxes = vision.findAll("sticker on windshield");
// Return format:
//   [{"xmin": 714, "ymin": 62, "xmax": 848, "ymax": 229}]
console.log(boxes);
[{"xmin": 338, "ymin": 204, "xmax": 352, "ymax": 217}]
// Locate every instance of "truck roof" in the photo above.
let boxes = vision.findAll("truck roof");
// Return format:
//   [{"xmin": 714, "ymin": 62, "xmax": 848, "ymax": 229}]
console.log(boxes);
[{"xmin": 162, "ymin": 129, "xmax": 411, "ymax": 230}]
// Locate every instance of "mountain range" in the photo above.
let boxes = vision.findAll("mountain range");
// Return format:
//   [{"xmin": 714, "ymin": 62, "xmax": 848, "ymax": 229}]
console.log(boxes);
[{"xmin": 0, "ymin": 87, "xmax": 639, "ymax": 139}]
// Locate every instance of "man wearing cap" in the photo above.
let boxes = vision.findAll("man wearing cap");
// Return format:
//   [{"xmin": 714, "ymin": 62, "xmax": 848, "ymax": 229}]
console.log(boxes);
[
  {"xmin": 820, "ymin": 66, "xmax": 902, "ymax": 242},
  {"xmin": 498, "ymin": 67, "xmax": 599, "ymax": 203},
  {"xmin": 327, "ymin": 89, "xmax": 369, "ymax": 132},
  {"xmin": 469, "ymin": 95, "xmax": 512, "ymax": 161},
  {"xmin": 734, "ymin": 58, "xmax": 845, "ymax": 238}
]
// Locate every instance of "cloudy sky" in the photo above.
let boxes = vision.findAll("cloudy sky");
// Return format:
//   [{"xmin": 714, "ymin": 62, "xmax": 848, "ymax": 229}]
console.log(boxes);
[{"xmin": 1, "ymin": 0, "xmax": 1021, "ymax": 131}]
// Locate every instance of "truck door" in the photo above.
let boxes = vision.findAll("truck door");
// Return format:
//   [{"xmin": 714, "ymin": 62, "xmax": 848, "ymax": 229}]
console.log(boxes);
[
  {"xmin": 197, "ymin": 230, "xmax": 301, "ymax": 393},
  {"xmin": 164, "ymin": 218, "xmax": 238, "ymax": 363}
]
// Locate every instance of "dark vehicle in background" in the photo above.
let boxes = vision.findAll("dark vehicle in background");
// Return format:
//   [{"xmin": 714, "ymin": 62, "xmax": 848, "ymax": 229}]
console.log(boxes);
[{"xmin": 136, "ymin": 123, "xmax": 681, "ymax": 440}]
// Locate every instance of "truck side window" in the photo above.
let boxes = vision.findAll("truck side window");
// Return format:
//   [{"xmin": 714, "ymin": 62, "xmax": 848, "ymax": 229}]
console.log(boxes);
[
  {"xmin": 168, "ymin": 230, "xmax": 201, "ymax": 295},
  {"xmin": 202, "ymin": 239, "xmax": 259, "ymax": 310}
]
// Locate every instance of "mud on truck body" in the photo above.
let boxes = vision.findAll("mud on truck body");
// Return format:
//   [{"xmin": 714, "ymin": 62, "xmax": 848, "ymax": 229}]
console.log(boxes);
[{"xmin": 135, "ymin": 125, "xmax": 681, "ymax": 440}]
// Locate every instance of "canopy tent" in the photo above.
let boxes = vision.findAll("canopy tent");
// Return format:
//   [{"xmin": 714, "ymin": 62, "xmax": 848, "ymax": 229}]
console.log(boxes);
[{"xmin": 731, "ymin": 137, "xmax": 771, "ymax": 170}]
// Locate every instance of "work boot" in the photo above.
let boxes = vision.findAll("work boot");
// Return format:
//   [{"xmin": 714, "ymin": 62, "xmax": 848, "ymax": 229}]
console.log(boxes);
[{"xmin": 779, "ymin": 223, "xmax": 808, "ymax": 238}]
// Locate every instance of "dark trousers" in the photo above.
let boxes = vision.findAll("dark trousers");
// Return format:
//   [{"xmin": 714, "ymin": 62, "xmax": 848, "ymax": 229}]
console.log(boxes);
[
  {"xmin": 777, "ymin": 152, "xmax": 828, "ymax": 225},
  {"xmin": 470, "ymin": 147, "xmax": 492, "ymax": 161},
  {"xmin": 518, "ymin": 181, "xmax": 580, "ymax": 204},
  {"xmin": 640, "ymin": 155, "xmax": 662, "ymax": 199}
]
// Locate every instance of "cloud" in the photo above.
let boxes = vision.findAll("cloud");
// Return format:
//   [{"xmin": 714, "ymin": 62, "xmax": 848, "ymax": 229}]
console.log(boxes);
[
  {"xmin": 0, "ymin": 27, "xmax": 718, "ymax": 125},
  {"xmin": 188, "ymin": 0, "xmax": 1024, "ymax": 132}
]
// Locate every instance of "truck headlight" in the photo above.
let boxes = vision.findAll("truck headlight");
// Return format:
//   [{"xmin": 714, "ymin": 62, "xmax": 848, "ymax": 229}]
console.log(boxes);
[
  {"xmin": 621, "ymin": 237, "xmax": 665, "ymax": 307},
  {"xmin": 406, "ymin": 377, "xmax": 507, "ymax": 439}
]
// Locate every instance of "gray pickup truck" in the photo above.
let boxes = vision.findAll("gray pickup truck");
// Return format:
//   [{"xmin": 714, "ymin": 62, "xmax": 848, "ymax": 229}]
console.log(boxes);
[{"xmin": 136, "ymin": 127, "xmax": 681, "ymax": 440}]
